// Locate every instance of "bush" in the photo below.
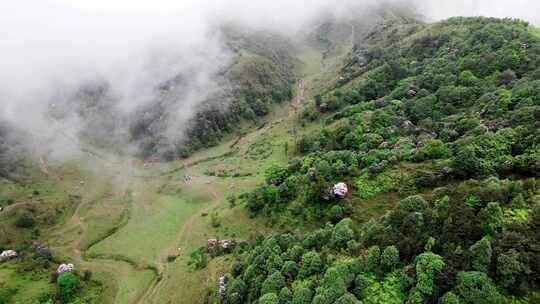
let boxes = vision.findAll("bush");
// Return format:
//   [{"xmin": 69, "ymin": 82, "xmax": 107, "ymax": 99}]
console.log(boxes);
[
  {"xmin": 327, "ymin": 205, "xmax": 345, "ymax": 222},
  {"xmin": 259, "ymin": 293, "xmax": 279, "ymax": 304},
  {"xmin": 331, "ymin": 218, "xmax": 355, "ymax": 250},
  {"xmin": 454, "ymin": 271, "xmax": 503, "ymax": 304},
  {"xmin": 57, "ymin": 272, "xmax": 80, "ymax": 303},
  {"xmin": 15, "ymin": 212, "xmax": 35, "ymax": 228},
  {"xmin": 299, "ymin": 251, "xmax": 323, "ymax": 278},
  {"xmin": 414, "ymin": 139, "xmax": 450, "ymax": 161},
  {"xmin": 261, "ymin": 272, "xmax": 286, "ymax": 296},
  {"xmin": 381, "ymin": 246, "xmax": 400, "ymax": 271},
  {"xmin": 82, "ymin": 270, "xmax": 92, "ymax": 281},
  {"xmin": 414, "ymin": 252, "xmax": 445, "ymax": 296}
]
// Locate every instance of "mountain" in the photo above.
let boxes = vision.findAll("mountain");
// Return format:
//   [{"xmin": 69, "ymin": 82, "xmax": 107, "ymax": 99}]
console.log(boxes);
[
  {"xmin": 228, "ymin": 16, "xmax": 540, "ymax": 304},
  {"xmin": 2, "ymin": 10, "xmax": 540, "ymax": 304}
]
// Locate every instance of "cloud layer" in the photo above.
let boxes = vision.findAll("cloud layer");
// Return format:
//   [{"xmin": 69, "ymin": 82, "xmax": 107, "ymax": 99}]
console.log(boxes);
[{"xmin": 0, "ymin": 0, "xmax": 538, "ymax": 160}]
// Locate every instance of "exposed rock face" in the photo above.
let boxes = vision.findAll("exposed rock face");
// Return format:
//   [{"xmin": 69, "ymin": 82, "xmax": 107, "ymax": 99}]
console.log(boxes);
[
  {"xmin": 333, "ymin": 182, "xmax": 348, "ymax": 198},
  {"xmin": 57, "ymin": 263, "xmax": 75, "ymax": 274}
]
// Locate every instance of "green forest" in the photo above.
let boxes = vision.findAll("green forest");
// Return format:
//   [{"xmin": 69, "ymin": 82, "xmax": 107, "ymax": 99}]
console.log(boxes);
[
  {"xmin": 222, "ymin": 17, "xmax": 540, "ymax": 304},
  {"xmin": 2, "ymin": 6, "xmax": 540, "ymax": 304}
]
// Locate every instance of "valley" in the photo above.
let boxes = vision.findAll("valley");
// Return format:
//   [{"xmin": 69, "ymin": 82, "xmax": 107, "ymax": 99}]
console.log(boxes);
[{"xmin": 2, "ymin": 5, "xmax": 540, "ymax": 304}]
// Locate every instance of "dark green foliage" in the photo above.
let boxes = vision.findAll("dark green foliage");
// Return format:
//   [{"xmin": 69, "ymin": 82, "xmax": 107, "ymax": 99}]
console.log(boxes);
[
  {"xmin": 259, "ymin": 293, "xmax": 279, "ymax": 304},
  {"xmin": 414, "ymin": 252, "xmax": 445, "ymax": 296},
  {"xmin": 228, "ymin": 16, "xmax": 540, "ymax": 304},
  {"xmin": 57, "ymin": 272, "xmax": 81, "ymax": 303},
  {"xmin": 15, "ymin": 212, "xmax": 35, "ymax": 228},
  {"xmin": 469, "ymin": 237, "xmax": 492, "ymax": 272},
  {"xmin": 261, "ymin": 272, "xmax": 286, "ymax": 295},
  {"xmin": 330, "ymin": 218, "xmax": 355, "ymax": 250},
  {"xmin": 281, "ymin": 261, "xmax": 298, "ymax": 280},
  {"xmin": 381, "ymin": 246, "xmax": 400, "ymax": 271},
  {"xmin": 453, "ymin": 271, "xmax": 503, "ymax": 304},
  {"xmin": 299, "ymin": 251, "xmax": 323, "ymax": 278}
]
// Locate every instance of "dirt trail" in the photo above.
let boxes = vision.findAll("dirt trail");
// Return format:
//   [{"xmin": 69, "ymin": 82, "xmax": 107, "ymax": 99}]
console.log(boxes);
[
  {"xmin": 0, "ymin": 202, "xmax": 34, "ymax": 219},
  {"xmin": 288, "ymin": 79, "xmax": 305, "ymax": 118},
  {"xmin": 136, "ymin": 184, "xmax": 223, "ymax": 304}
]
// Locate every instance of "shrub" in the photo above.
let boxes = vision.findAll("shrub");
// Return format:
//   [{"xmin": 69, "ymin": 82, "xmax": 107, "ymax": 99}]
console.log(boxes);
[
  {"xmin": 259, "ymin": 293, "xmax": 279, "ymax": 304},
  {"xmin": 261, "ymin": 272, "xmax": 286, "ymax": 295},
  {"xmin": 381, "ymin": 246, "xmax": 400, "ymax": 271},
  {"xmin": 299, "ymin": 251, "xmax": 323, "ymax": 278},
  {"xmin": 57, "ymin": 272, "xmax": 80, "ymax": 303},
  {"xmin": 414, "ymin": 139, "xmax": 450, "ymax": 161},
  {"xmin": 414, "ymin": 252, "xmax": 445, "ymax": 295},
  {"xmin": 454, "ymin": 271, "xmax": 503, "ymax": 304},
  {"xmin": 82, "ymin": 270, "xmax": 92, "ymax": 281},
  {"xmin": 331, "ymin": 218, "xmax": 355, "ymax": 250},
  {"xmin": 15, "ymin": 212, "xmax": 35, "ymax": 228},
  {"xmin": 469, "ymin": 237, "xmax": 492, "ymax": 272}
]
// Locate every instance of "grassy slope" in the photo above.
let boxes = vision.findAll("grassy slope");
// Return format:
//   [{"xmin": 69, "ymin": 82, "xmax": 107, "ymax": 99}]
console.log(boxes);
[{"xmin": 0, "ymin": 44, "xmax": 331, "ymax": 304}]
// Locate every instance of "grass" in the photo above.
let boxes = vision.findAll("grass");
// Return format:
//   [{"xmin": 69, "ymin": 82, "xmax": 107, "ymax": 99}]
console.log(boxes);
[
  {"xmin": 1, "ymin": 46, "xmax": 331, "ymax": 304},
  {"xmin": 88, "ymin": 183, "xmax": 212, "ymax": 266},
  {"xmin": 0, "ymin": 264, "xmax": 50, "ymax": 304}
]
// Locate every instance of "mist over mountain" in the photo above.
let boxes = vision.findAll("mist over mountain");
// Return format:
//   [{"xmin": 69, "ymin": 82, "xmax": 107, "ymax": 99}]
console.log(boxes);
[
  {"xmin": 1, "ymin": 0, "xmax": 539, "ymax": 163},
  {"xmin": 2, "ymin": 1, "xmax": 540, "ymax": 304}
]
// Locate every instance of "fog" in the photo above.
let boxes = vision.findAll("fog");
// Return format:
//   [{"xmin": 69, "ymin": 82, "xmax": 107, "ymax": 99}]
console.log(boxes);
[{"xmin": 0, "ymin": 0, "xmax": 539, "ymax": 164}]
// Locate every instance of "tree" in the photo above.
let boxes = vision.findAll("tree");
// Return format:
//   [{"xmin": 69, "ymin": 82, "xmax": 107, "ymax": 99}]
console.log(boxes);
[
  {"xmin": 227, "ymin": 278, "xmax": 247, "ymax": 304},
  {"xmin": 266, "ymin": 164, "xmax": 289, "ymax": 185},
  {"xmin": 454, "ymin": 271, "xmax": 503, "ymax": 304},
  {"xmin": 282, "ymin": 261, "xmax": 299, "ymax": 280},
  {"xmin": 397, "ymin": 195, "xmax": 429, "ymax": 212},
  {"xmin": 57, "ymin": 272, "xmax": 80, "ymax": 303},
  {"xmin": 440, "ymin": 292, "xmax": 460, "ymax": 304},
  {"xmin": 381, "ymin": 246, "xmax": 400, "ymax": 271},
  {"xmin": 366, "ymin": 246, "xmax": 381, "ymax": 272},
  {"xmin": 327, "ymin": 205, "xmax": 345, "ymax": 222},
  {"xmin": 496, "ymin": 249, "xmax": 528, "ymax": 289},
  {"xmin": 299, "ymin": 251, "xmax": 323, "ymax": 278},
  {"xmin": 478, "ymin": 202, "xmax": 503, "ymax": 235},
  {"xmin": 292, "ymin": 281, "xmax": 314, "ymax": 304},
  {"xmin": 469, "ymin": 237, "xmax": 492, "ymax": 272},
  {"xmin": 279, "ymin": 287, "xmax": 293, "ymax": 304},
  {"xmin": 331, "ymin": 218, "xmax": 355, "ymax": 249},
  {"xmin": 414, "ymin": 252, "xmax": 445, "ymax": 296},
  {"xmin": 260, "ymin": 293, "xmax": 279, "ymax": 304},
  {"xmin": 334, "ymin": 293, "xmax": 361, "ymax": 304},
  {"xmin": 262, "ymin": 272, "xmax": 286, "ymax": 295}
]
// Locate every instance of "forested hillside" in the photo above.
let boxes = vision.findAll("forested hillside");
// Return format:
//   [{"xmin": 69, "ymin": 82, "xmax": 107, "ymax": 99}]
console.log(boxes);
[
  {"xmin": 128, "ymin": 27, "xmax": 298, "ymax": 159},
  {"xmin": 3, "ymin": 9, "xmax": 540, "ymax": 304},
  {"xmin": 223, "ymin": 17, "xmax": 540, "ymax": 304}
]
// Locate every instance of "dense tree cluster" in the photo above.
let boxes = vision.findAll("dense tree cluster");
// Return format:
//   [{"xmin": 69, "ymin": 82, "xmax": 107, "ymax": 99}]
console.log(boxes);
[
  {"xmin": 244, "ymin": 16, "xmax": 540, "ymax": 223},
  {"xmin": 228, "ymin": 177, "xmax": 540, "ymax": 303},
  {"xmin": 228, "ymin": 17, "xmax": 540, "ymax": 303}
]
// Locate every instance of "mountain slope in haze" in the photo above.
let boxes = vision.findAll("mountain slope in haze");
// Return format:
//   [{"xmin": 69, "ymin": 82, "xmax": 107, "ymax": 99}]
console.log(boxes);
[
  {"xmin": 3, "ymin": 10, "xmax": 540, "ymax": 304},
  {"xmin": 225, "ymin": 16, "xmax": 540, "ymax": 304},
  {"xmin": 43, "ymin": 26, "xmax": 298, "ymax": 161}
]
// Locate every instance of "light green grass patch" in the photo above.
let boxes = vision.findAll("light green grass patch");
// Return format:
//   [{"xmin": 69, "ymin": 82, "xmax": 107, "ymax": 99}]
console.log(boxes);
[{"xmin": 88, "ymin": 186, "xmax": 212, "ymax": 266}]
